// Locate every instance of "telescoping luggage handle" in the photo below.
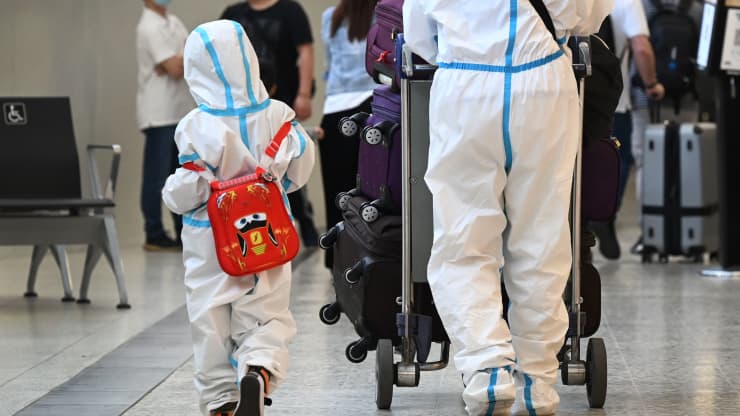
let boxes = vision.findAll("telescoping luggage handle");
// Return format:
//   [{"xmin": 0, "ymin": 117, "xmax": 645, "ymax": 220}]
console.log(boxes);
[{"xmin": 397, "ymin": 34, "xmax": 436, "ymax": 80}]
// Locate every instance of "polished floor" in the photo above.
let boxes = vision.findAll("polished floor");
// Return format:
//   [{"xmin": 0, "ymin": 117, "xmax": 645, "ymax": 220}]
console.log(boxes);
[{"xmin": 2, "ymin": 197, "xmax": 740, "ymax": 415}]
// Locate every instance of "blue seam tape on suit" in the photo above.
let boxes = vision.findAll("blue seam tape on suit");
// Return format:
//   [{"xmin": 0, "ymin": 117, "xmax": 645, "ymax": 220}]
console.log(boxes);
[
  {"xmin": 239, "ymin": 115, "xmax": 251, "ymax": 154},
  {"xmin": 231, "ymin": 21, "xmax": 258, "ymax": 106},
  {"xmin": 502, "ymin": 0, "xmax": 518, "ymax": 173},
  {"xmin": 437, "ymin": 50, "xmax": 563, "ymax": 74},
  {"xmin": 195, "ymin": 27, "xmax": 234, "ymax": 110},
  {"xmin": 291, "ymin": 120, "xmax": 307, "ymax": 158},
  {"xmin": 524, "ymin": 373, "xmax": 537, "ymax": 416},
  {"xmin": 198, "ymin": 100, "xmax": 271, "ymax": 117},
  {"xmin": 183, "ymin": 214, "xmax": 211, "ymax": 228},
  {"xmin": 486, "ymin": 369, "xmax": 499, "ymax": 416},
  {"xmin": 178, "ymin": 153, "xmax": 217, "ymax": 172}
]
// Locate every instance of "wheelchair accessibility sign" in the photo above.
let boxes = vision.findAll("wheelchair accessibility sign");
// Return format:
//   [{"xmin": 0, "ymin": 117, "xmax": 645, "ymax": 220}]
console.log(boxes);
[{"xmin": 3, "ymin": 103, "xmax": 27, "ymax": 126}]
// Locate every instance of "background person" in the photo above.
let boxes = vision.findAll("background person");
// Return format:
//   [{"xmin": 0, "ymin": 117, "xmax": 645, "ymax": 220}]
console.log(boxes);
[
  {"xmin": 136, "ymin": 0, "xmax": 194, "ymax": 251},
  {"xmin": 318, "ymin": 0, "xmax": 377, "ymax": 268}
]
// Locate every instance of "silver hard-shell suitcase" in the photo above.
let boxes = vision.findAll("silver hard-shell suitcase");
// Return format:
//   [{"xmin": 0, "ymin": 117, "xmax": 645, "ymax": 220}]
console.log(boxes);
[{"xmin": 642, "ymin": 122, "xmax": 719, "ymax": 262}]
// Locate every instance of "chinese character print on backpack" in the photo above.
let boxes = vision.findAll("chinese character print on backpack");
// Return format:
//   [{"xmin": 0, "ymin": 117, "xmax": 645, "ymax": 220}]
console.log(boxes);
[{"xmin": 639, "ymin": 0, "xmax": 699, "ymax": 113}]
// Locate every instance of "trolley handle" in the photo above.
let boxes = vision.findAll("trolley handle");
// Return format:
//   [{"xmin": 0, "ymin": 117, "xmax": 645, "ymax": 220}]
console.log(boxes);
[
  {"xmin": 400, "ymin": 36, "xmax": 437, "ymax": 79},
  {"xmin": 569, "ymin": 35, "xmax": 592, "ymax": 81}
]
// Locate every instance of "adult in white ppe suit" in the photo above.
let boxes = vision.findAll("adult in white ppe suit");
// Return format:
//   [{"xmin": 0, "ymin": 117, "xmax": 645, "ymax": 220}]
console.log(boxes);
[
  {"xmin": 403, "ymin": 1, "xmax": 611, "ymax": 415},
  {"xmin": 162, "ymin": 20, "xmax": 315, "ymax": 415}
]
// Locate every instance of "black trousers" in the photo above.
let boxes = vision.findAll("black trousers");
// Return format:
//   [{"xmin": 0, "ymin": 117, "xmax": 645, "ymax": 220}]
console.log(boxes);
[{"xmin": 319, "ymin": 98, "xmax": 372, "ymax": 268}]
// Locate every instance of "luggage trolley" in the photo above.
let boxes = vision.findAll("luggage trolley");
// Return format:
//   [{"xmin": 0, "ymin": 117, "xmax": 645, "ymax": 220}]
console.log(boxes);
[
  {"xmin": 559, "ymin": 35, "xmax": 608, "ymax": 408},
  {"xmin": 370, "ymin": 40, "xmax": 451, "ymax": 410}
]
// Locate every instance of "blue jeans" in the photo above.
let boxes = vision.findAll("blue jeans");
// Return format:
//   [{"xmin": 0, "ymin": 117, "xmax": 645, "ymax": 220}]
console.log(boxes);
[
  {"xmin": 614, "ymin": 112, "xmax": 633, "ymax": 211},
  {"xmin": 141, "ymin": 125, "xmax": 182, "ymax": 240}
]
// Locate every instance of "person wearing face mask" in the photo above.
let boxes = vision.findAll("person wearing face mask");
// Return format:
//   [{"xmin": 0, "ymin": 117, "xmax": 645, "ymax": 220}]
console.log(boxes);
[{"xmin": 136, "ymin": 0, "xmax": 194, "ymax": 251}]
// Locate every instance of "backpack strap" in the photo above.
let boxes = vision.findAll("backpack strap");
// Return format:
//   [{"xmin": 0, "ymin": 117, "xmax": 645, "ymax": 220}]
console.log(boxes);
[
  {"xmin": 256, "ymin": 121, "xmax": 293, "ymax": 178},
  {"xmin": 529, "ymin": 0, "xmax": 557, "ymax": 41}
]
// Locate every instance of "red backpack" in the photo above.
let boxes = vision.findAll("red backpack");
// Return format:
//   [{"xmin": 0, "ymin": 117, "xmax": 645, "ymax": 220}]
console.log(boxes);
[{"xmin": 202, "ymin": 122, "xmax": 300, "ymax": 276}]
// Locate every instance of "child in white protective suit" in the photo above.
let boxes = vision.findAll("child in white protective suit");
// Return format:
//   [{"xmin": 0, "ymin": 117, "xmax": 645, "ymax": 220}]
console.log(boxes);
[
  {"xmin": 403, "ymin": 1, "xmax": 612, "ymax": 415},
  {"xmin": 162, "ymin": 20, "xmax": 315, "ymax": 416}
]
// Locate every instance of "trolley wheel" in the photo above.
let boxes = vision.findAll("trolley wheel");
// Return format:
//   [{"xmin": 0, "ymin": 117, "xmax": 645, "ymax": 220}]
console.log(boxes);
[
  {"xmin": 318, "ymin": 225, "xmax": 340, "ymax": 249},
  {"xmin": 586, "ymin": 338, "xmax": 607, "ymax": 408},
  {"xmin": 335, "ymin": 192, "xmax": 351, "ymax": 211},
  {"xmin": 641, "ymin": 252, "xmax": 653, "ymax": 264},
  {"xmin": 658, "ymin": 254, "xmax": 669, "ymax": 264},
  {"xmin": 362, "ymin": 126, "xmax": 383, "ymax": 145},
  {"xmin": 346, "ymin": 340, "xmax": 368, "ymax": 363},
  {"xmin": 338, "ymin": 117, "xmax": 359, "ymax": 137},
  {"xmin": 375, "ymin": 339, "xmax": 395, "ymax": 409},
  {"xmin": 361, "ymin": 204, "xmax": 380, "ymax": 223},
  {"xmin": 319, "ymin": 303, "xmax": 341, "ymax": 325}
]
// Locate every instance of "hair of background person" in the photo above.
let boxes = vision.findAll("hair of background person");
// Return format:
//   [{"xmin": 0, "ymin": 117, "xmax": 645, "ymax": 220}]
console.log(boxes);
[{"xmin": 330, "ymin": 0, "xmax": 378, "ymax": 42}]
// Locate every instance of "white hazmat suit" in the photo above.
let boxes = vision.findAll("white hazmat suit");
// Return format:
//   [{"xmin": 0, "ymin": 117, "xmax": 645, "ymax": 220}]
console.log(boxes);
[
  {"xmin": 403, "ymin": 1, "xmax": 611, "ymax": 415},
  {"xmin": 162, "ymin": 20, "xmax": 315, "ymax": 414}
]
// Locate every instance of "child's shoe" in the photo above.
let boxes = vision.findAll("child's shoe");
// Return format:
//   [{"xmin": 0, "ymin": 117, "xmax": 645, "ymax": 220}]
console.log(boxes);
[{"xmin": 234, "ymin": 367, "xmax": 271, "ymax": 416}]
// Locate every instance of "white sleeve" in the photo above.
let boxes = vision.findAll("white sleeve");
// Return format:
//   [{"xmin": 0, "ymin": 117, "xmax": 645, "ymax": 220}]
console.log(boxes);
[
  {"xmin": 616, "ymin": 0, "xmax": 649, "ymax": 38},
  {"xmin": 402, "ymin": 0, "xmax": 439, "ymax": 63},
  {"xmin": 570, "ymin": 0, "xmax": 614, "ymax": 34},
  {"xmin": 265, "ymin": 121, "xmax": 316, "ymax": 194},
  {"xmin": 161, "ymin": 117, "xmax": 221, "ymax": 215}
]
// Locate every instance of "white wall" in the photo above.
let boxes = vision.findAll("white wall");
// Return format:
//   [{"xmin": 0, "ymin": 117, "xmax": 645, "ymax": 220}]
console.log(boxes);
[{"xmin": 0, "ymin": 0, "xmax": 334, "ymax": 247}]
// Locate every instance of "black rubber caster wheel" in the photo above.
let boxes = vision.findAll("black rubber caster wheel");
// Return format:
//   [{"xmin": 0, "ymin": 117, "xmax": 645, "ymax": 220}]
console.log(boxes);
[
  {"xmin": 658, "ymin": 254, "xmax": 669, "ymax": 264},
  {"xmin": 23, "ymin": 291, "xmax": 38, "ymax": 298},
  {"xmin": 361, "ymin": 204, "xmax": 380, "ymax": 223},
  {"xmin": 335, "ymin": 192, "xmax": 351, "ymax": 211},
  {"xmin": 641, "ymin": 252, "xmax": 653, "ymax": 264},
  {"xmin": 346, "ymin": 340, "xmax": 368, "ymax": 363},
  {"xmin": 319, "ymin": 303, "xmax": 341, "ymax": 325},
  {"xmin": 76, "ymin": 298, "xmax": 91, "ymax": 305},
  {"xmin": 586, "ymin": 337, "xmax": 607, "ymax": 408},
  {"xmin": 344, "ymin": 260, "xmax": 364, "ymax": 285},
  {"xmin": 62, "ymin": 296, "xmax": 76, "ymax": 303},
  {"xmin": 319, "ymin": 225, "xmax": 340, "ymax": 249},
  {"xmin": 117, "ymin": 303, "xmax": 132, "ymax": 310},
  {"xmin": 375, "ymin": 339, "xmax": 395, "ymax": 409},
  {"xmin": 362, "ymin": 126, "xmax": 383, "ymax": 145}
]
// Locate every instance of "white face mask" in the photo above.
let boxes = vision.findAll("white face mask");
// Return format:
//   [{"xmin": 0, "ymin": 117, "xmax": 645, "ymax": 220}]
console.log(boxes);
[{"xmin": 154, "ymin": 0, "xmax": 172, "ymax": 6}]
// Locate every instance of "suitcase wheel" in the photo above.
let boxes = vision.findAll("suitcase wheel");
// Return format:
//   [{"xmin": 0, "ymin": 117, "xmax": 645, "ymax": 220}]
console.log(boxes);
[
  {"xmin": 335, "ymin": 192, "xmax": 351, "ymax": 211},
  {"xmin": 345, "ymin": 260, "xmax": 364, "ymax": 285},
  {"xmin": 362, "ymin": 125, "xmax": 384, "ymax": 145},
  {"xmin": 658, "ymin": 254, "xmax": 669, "ymax": 264},
  {"xmin": 318, "ymin": 227, "xmax": 339, "ymax": 250},
  {"xmin": 339, "ymin": 117, "xmax": 359, "ymax": 137},
  {"xmin": 361, "ymin": 204, "xmax": 380, "ymax": 223},
  {"xmin": 346, "ymin": 339, "xmax": 369, "ymax": 363},
  {"xmin": 641, "ymin": 252, "xmax": 653, "ymax": 264},
  {"xmin": 319, "ymin": 303, "xmax": 341, "ymax": 325}
]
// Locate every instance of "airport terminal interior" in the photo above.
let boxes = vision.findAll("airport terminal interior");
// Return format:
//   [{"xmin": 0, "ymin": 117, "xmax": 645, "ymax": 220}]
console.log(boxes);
[{"xmin": 2, "ymin": 1, "xmax": 740, "ymax": 415}]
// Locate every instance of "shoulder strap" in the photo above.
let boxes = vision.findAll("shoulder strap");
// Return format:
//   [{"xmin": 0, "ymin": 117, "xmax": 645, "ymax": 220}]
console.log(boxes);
[
  {"xmin": 256, "ymin": 121, "xmax": 294, "ymax": 178},
  {"xmin": 529, "ymin": 0, "xmax": 557, "ymax": 41}
]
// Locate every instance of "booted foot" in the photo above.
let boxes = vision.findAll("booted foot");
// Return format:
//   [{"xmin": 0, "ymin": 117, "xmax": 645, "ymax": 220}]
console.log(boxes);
[
  {"xmin": 143, "ymin": 234, "xmax": 181, "ymax": 252},
  {"xmin": 235, "ymin": 367, "xmax": 271, "ymax": 416},
  {"xmin": 462, "ymin": 367, "xmax": 515, "ymax": 416},
  {"xmin": 630, "ymin": 236, "xmax": 644, "ymax": 255},
  {"xmin": 211, "ymin": 402, "xmax": 237, "ymax": 416},
  {"xmin": 588, "ymin": 220, "xmax": 620, "ymax": 260}
]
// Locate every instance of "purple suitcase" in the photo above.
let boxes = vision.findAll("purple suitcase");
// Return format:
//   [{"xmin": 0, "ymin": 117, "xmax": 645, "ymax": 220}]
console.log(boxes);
[
  {"xmin": 581, "ymin": 137, "xmax": 620, "ymax": 222},
  {"xmin": 353, "ymin": 86, "xmax": 402, "ymax": 221},
  {"xmin": 366, "ymin": 0, "xmax": 403, "ymax": 86}
]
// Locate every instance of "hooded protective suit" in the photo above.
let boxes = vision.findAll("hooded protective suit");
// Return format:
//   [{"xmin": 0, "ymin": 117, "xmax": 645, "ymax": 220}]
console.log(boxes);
[
  {"xmin": 403, "ymin": 1, "xmax": 611, "ymax": 415},
  {"xmin": 162, "ymin": 20, "xmax": 314, "ymax": 414}
]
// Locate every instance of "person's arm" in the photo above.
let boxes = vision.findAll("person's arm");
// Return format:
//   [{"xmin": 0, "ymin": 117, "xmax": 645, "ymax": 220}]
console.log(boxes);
[
  {"xmin": 156, "ymin": 55, "xmax": 184, "ymax": 80},
  {"xmin": 402, "ymin": 0, "xmax": 439, "ymax": 63},
  {"xmin": 293, "ymin": 43, "xmax": 314, "ymax": 121},
  {"xmin": 630, "ymin": 35, "xmax": 665, "ymax": 100}
]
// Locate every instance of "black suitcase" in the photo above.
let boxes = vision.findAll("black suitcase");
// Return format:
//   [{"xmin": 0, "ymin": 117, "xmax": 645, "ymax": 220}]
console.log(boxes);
[{"xmin": 318, "ymin": 195, "xmax": 402, "ymax": 362}]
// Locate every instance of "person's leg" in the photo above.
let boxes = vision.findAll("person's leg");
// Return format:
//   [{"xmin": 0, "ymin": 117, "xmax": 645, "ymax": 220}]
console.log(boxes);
[
  {"xmin": 288, "ymin": 190, "xmax": 319, "ymax": 247},
  {"xmin": 183, "ymin": 229, "xmax": 245, "ymax": 414},
  {"xmin": 589, "ymin": 111, "xmax": 633, "ymax": 259},
  {"xmin": 318, "ymin": 101, "xmax": 368, "ymax": 268},
  {"xmin": 231, "ymin": 263, "xmax": 296, "ymax": 412},
  {"xmin": 424, "ymin": 69, "xmax": 516, "ymax": 416},
  {"xmin": 504, "ymin": 58, "xmax": 578, "ymax": 416},
  {"xmin": 141, "ymin": 126, "xmax": 179, "ymax": 249}
]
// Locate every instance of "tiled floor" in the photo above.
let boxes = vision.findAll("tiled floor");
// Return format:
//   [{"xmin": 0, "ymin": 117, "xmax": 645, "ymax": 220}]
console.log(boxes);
[{"xmin": 3, "ymin": 198, "xmax": 740, "ymax": 415}]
